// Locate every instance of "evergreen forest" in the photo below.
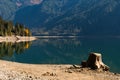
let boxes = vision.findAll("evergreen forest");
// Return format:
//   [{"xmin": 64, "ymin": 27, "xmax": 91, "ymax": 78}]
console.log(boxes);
[{"xmin": 0, "ymin": 17, "xmax": 31, "ymax": 36}]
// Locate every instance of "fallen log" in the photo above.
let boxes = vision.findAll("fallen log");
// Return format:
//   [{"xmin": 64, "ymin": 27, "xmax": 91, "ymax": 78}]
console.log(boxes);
[{"xmin": 81, "ymin": 52, "xmax": 109, "ymax": 71}]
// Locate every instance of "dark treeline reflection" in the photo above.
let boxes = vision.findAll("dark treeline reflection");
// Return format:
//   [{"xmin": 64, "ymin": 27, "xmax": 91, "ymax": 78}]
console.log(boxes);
[{"xmin": 0, "ymin": 42, "xmax": 31, "ymax": 59}]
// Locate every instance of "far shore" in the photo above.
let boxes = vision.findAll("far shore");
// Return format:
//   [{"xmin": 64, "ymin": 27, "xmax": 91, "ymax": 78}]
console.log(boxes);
[{"xmin": 0, "ymin": 36, "xmax": 37, "ymax": 43}]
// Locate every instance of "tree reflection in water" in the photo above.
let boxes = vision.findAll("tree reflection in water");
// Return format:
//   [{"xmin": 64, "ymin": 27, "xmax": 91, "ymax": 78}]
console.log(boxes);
[{"xmin": 0, "ymin": 42, "xmax": 32, "ymax": 59}]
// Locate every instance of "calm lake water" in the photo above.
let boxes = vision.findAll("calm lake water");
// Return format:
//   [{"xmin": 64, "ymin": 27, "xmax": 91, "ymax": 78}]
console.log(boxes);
[{"xmin": 0, "ymin": 37, "xmax": 120, "ymax": 73}]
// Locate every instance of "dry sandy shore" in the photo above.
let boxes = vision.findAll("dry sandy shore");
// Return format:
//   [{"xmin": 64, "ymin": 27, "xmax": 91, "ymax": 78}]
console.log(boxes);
[
  {"xmin": 0, "ymin": 36, "xmax": 36, "ymax": 42},
  {"xmin": 0, "ymin": 60, "xmax": 119, "ymax": 80}
]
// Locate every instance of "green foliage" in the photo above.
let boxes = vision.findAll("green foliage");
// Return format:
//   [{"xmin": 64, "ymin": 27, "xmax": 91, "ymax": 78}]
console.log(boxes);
[{"xmin": 0, "ymin": 17, "xmax": 31, "ymax": 36}]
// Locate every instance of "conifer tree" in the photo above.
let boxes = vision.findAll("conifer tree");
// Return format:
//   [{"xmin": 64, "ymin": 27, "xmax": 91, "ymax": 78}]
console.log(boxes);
[{"xmin": 0, "ymin": 17, "xmax": 32, "ymax": 36}]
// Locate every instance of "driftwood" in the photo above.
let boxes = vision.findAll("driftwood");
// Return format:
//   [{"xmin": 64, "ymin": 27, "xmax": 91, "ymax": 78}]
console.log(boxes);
[{"xmin": 81, "ymin": 53, "xmax": 109, "ymax": 71}]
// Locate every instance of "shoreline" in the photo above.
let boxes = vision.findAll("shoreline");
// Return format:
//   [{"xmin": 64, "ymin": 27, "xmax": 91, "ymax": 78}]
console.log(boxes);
[
  {"xmin": 0, "ymin": 36, "xmax": 37, "ymax": 43},
  {"xmin": 0, "ymin": 60, "xmax": 119, "ymax": 80}
]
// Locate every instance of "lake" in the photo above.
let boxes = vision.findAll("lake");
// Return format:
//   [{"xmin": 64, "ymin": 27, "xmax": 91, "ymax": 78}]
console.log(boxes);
[{"xmin": 0, "ymin": 37, "xmax": 120, "ymax": 73}]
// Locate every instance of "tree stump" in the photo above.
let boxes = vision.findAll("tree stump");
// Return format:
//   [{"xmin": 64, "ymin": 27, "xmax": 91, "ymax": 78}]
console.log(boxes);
[{"xmin": 81, "ymin": 52, "xmax": 109, "ymax": 71}]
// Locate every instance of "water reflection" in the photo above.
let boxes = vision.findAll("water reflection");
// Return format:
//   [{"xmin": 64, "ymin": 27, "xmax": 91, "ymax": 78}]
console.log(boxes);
[
  {"xmin": 0, "ymin": 42, "xmax": 31, "ymax": 59},
  {"xmin": 0, "ymin": 38, "xmax": 120, "ymax": 73},
  {"xmin": 31, "ymin": 38, "xmax": 88, "ymax": 64},
  {"xmin": 32, "ymin": 38, "xmax": 120, "ymax": 73}
]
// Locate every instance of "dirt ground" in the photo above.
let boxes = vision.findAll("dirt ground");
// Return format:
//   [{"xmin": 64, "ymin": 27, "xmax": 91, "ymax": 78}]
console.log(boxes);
[{"xmin": 0, "ymin": 60, "xmax": 119, "ymax": 80}]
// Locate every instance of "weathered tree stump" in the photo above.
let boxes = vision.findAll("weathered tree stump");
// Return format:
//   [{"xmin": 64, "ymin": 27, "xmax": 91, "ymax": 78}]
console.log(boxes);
[{"xmin": 81, "ymin": 52, "xmax": 109, "ymax": 71}]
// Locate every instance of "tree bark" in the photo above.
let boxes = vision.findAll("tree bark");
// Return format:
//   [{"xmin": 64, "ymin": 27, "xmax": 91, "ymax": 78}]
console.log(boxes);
[{"xmin": 81, "ymin": 53, "xmax": 109, "ymax": 71}]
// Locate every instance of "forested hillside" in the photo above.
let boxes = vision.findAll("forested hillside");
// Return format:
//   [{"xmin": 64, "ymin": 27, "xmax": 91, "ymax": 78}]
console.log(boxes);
[
  {"xmin": 0, "ymin": 0, "xmax": 42, "ymax": 20},
  {"xmin": 0, "ymin": 17, "xmax": 31, "ymax": 36},
  {"xmin": 0, "ymin": 0, "xmax": 17, "ymax": 20},
  {"xmin": 14, "ymin": 0, "xmax": 120, "ymax": 36},
  {"xmin": 1, "ymin": 0, "xmax": 120, "ymax": 36}
]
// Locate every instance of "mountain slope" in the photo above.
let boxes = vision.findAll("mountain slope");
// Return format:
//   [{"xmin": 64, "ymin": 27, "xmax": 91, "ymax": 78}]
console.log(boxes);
[
  {"xmin": 11, "ymin": 0, "xmax": 43, "ymax": 7},
  {"xmin": 14, "ymin": 0, "xmax": 78, "ymax": 26},
  {"xmin": 13, "ymin": 0, "xmax": 120, "ymax": 35},
  {"xmin": 0, "ymin": 0, "xmax": 17, "ymax": 20},
  {"xmin": 0, "ymin": 0, "xmax": 42, "ymax": 20}
]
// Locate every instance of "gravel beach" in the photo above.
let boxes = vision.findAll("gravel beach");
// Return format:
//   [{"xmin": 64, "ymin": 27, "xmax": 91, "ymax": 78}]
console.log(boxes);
[{"xmin": 0, "ymin": 60, "xmax": 119, "ymax": 80}]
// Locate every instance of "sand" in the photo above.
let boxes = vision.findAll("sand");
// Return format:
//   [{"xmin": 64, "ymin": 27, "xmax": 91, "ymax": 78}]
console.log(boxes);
[
  {"xmin": 0, "ymin": 36, "xmax": 36, "ymax": 42},
  {"xmin": 0, "ymin": 60, "xmax": 119, "ymax": 80}
]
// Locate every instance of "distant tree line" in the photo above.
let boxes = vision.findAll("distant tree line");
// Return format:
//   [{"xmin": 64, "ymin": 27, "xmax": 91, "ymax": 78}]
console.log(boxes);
[{"xmin": 0, "ymin": 17, "xmax": 31, "ymax": 36}]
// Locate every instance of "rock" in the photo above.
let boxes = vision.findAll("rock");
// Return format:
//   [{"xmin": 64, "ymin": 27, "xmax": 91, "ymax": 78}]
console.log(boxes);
[{"xmin": 42, "ymin": 72, "xmax": 57, "ymax": 76}]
